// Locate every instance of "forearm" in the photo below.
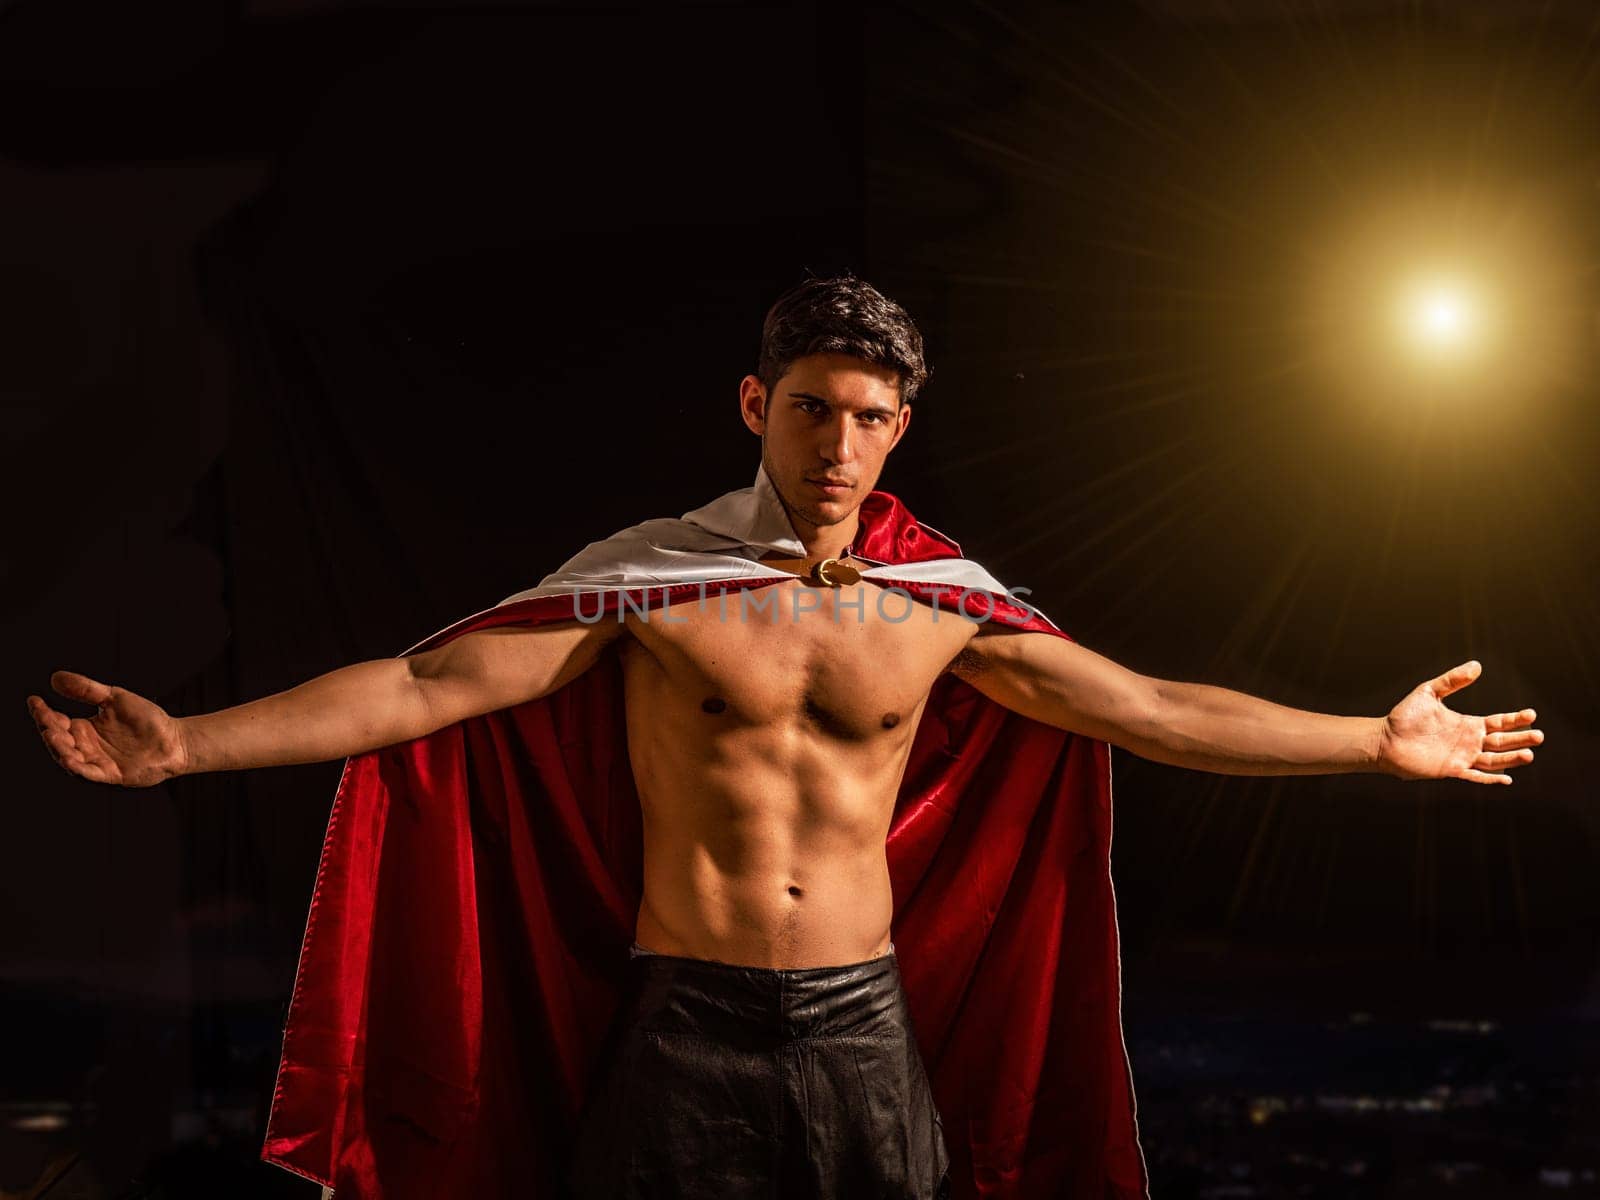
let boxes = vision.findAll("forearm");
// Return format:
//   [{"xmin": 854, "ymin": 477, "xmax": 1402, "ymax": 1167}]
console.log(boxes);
[
  {"xmin": 1133, "ymin": 678, "xmax": 1386, "ymax": 776},
  {"xmin": 178, "ymin": 657, "xmax": 431, "ymax": 775}
]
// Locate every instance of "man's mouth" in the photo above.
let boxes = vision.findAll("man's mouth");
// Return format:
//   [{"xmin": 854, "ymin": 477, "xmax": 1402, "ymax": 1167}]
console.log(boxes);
[{"xmin": 807, "ymin": 478, "xmax": 852, "ymax": 494}]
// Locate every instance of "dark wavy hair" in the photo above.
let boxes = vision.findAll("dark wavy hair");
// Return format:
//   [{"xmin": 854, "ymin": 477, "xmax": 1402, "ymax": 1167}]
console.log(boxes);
[{"xmin": 756, "ymin": 273, "xmax": 929, "ymax": 406}]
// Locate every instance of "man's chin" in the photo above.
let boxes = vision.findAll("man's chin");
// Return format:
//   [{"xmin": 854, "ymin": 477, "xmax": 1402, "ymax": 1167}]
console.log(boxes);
[{"xmin": 794, "ymin": 495, "xmax": 858, "ymax": 528}]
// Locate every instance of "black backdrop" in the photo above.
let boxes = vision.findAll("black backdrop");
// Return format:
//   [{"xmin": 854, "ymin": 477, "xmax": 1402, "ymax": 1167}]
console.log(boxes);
[{"xmin": 4, "ymin": 2, "xmax": 1597, "ymax": 1196}]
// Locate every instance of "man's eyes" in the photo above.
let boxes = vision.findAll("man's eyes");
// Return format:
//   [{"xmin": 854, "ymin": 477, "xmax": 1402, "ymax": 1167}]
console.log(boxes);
[{"xmin": 798, "ymin": 401, "xmax": 887, "ymax": 424}]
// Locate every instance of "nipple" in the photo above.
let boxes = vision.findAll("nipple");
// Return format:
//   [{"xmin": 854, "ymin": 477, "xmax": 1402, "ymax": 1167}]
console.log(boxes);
[{"xmin": 881, "ymin": 712, "xmax": 900, "ymax": 729}]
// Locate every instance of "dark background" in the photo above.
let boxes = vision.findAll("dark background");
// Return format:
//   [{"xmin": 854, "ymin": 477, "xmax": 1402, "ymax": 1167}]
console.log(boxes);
[{"xmin": 3, "ymin": 1, "xmax": 1596, "ymax": 1196}]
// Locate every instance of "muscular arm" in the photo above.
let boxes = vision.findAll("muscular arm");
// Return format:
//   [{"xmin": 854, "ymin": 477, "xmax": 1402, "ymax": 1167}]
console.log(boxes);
[
  {"xmin": 407, "ymin": 618, "xmax": 627, "ymax": 730},
  {"xmin": 950, "ymin": 628, "xmax": 1382, "ymax": 776},
  {"xmin": 180, "ymin": 618, "xmax": 625, "ymax": 775}
]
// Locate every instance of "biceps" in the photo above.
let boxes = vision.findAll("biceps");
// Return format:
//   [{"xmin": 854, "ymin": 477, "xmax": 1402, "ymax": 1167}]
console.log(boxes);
[
  {"xmin": 408, "ymin": 620, "xmax": 622, "ymax": 725},
  {"xmin": 957, "ymin": 631, "xmax": 1157, "ymax": 741}
]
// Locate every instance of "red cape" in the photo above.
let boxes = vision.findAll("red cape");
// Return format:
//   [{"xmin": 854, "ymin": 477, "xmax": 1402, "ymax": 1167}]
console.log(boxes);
[{"xmin": 260, "ymin": 486, "xmax": 1149, "ymax": 1198}]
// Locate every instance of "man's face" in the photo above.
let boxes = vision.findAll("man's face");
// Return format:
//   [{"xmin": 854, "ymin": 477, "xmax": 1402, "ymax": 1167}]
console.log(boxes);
[{"xmin": 738, "ymin": 352, "xmax": 913, "ymax": 536}]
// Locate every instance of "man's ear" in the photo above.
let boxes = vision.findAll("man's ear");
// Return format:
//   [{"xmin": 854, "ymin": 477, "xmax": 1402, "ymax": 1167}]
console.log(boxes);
[{"xmin": 738, "ymin": 375, "xmax": 768, "ymax": 436}]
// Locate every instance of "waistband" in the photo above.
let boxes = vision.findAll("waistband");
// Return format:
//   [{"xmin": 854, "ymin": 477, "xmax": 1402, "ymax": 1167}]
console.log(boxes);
[
  {"xmin": 620, "ymin": 941, "xmax": 907, "ymax": 1044},
  {"xmin": 629, "ymin": 940, "xmax": 895, "ymax": 966}
]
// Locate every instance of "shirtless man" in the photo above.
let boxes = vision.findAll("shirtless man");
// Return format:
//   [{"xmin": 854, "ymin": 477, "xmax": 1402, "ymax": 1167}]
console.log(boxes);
[{"xmin": 26, "ymin": 276, "xmax": 1543, "ymax": 1197}]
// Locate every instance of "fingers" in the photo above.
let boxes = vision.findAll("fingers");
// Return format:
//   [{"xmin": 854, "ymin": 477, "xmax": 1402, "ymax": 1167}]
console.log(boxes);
[
  {"xmin": 29, "ymin": 694, "xmax": 84, "ymax": 766},
  {"xmin": 1473, "ymin": 749, "xmax": 1534, "ymax": 771},
  {"xmin": 28, "ymin": 694, "xmax": 75, "ymax": 763},
  {"xmin": 1484, "ymin": 709, "xmax": 1537, "ymax": 733},
  {"xmin": 1428, "ymin": 660, "xmax": 1481, "ymax": 700},
  {"xmin": 27, "ymin": 694, "xmax": 116, "ymax": 784},
  {"xmin": 28, "ymin": 697, "xmax": 87, "ymax": 772},
  {"xmin": 49, "ymin": 670, "xmax": 113, "ymax": 706},
  {"xmin": 38, "ymin": 729, "xmax": 112, "ymax": 784},
  {"xmin": 25, "ymin": 694, "xmax": 69, "ymax": 733},
  {"xmin": 1460, "ymin": 768, "xmax": 1513, "ymax": 785},
  {"xmin": 1484, "ymin": 728, "xmax": 1543, "ymax": 751},
  {"xmin": 38, "ymin": 726, "xmax": 87, "ymax": 775}
]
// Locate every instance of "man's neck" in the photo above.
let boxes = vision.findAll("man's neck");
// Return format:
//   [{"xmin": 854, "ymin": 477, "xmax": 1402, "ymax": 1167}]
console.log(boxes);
[
  {"xmin": 797, "ymin": 513, "xmax": 860, "ymax": 562},
  {"xmin": 768, "ymin": 499, "xmax": 861, "ymax": 565}
]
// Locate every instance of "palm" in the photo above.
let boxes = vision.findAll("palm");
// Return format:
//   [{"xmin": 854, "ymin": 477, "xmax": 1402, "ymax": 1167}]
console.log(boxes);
[
  {"xmin": 1379, "ymin": 660, "xmax": 1542, "ymax": 785},
  {"xmin": 26, "ymin": 671, "xmax": 184, "ymax": 788}
]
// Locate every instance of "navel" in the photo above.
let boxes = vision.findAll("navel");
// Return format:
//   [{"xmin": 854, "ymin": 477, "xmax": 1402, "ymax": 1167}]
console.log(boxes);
[
  {"xmin": 787, "ymin": 885, "xmax": 804, "ymax": 899},
  {"xmin": 881, "ymin": 712, "xmax": 900, "ymax": 729},
  {"xmin": 701, "ymin": 696, "xmax": 727, "ymax": 714}
]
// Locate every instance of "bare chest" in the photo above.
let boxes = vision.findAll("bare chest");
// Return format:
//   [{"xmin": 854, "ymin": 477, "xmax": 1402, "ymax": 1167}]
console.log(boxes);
[{"xmin": 620, "ymin": 579, "xmax": 977, "ymax": 739}]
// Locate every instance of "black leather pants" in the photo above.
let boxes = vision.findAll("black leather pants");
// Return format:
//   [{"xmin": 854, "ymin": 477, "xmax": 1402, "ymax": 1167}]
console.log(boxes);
[{"xmin": 564, "ymin": 942, "xmax": 951, "ymax": 1199}]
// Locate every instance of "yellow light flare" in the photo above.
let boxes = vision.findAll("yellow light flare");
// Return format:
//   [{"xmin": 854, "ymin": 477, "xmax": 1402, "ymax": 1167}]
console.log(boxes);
[
  {"xmin": 1300, "ymin": 184, "xmax": 1585, "ymax": 428},
  {"xmin": 1395, "ymin": 277, "xmax": 1485, "ymax": 360}
]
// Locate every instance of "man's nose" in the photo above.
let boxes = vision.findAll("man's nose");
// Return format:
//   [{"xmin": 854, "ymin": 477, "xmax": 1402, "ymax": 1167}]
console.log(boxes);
[{"xmin": 821, "ymin": 415, "xmax": 857, "ymax": 464}]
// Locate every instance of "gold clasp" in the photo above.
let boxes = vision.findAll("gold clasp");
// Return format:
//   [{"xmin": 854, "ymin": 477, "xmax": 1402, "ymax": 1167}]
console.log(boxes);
[{"xmin": 806, "ymin": 557, "xmax": 863, "ymax": 588}]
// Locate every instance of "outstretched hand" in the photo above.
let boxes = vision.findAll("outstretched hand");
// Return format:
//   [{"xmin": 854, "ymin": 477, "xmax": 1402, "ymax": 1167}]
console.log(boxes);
[
  {"xmin": 1379, "ymin": 660, "xmax": 1542, "ymax": 785},
  {"xmin": 25, "ymin": 671, "xmax": 188, "ymax": 788}
]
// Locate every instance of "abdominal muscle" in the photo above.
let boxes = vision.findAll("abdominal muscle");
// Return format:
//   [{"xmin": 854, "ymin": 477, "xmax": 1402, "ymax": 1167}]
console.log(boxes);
[
  {"xmin": 612, "ymin": 575, "xmax": 965, "ymax": 969},
  {"xmin": 628, "ymin": 735, "xmax": 906, "ymax": 969}
]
